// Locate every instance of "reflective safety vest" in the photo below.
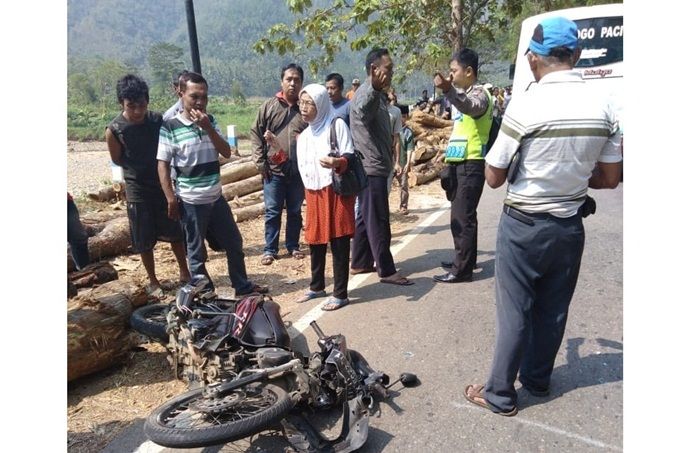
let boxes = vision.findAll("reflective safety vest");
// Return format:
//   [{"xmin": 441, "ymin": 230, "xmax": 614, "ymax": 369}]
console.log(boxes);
[{"xmin": 444, "ymin": 89, "xmax": 494, "ymax": 162}]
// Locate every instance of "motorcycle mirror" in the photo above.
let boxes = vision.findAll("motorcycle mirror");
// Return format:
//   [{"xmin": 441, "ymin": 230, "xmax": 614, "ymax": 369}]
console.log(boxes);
[{"xmin": 399, "ymin": 372, "xmax": 419, "ymax": 387}]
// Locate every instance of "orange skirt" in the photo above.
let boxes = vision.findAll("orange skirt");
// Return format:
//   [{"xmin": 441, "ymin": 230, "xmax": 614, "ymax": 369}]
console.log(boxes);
[{"xmin": 304, "ymin": 185, "xmax": 356, "ymax": 245}]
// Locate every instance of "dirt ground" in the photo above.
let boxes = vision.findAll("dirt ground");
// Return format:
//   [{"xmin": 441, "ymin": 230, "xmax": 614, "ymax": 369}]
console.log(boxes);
[{"xmin": 66, "ymin": 140, "xmax": 447, "ymax": 452}]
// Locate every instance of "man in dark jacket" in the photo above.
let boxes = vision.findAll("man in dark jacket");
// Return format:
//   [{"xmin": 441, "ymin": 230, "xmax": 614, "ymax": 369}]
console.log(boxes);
[{"xmin": 251, "ymin": 64, "xmax": 308, "ymax": 265}]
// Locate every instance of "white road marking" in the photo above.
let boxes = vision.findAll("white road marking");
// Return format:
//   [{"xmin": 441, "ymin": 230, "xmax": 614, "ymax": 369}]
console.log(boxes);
[
  {"xmin": 454, "ymin": 402, "xmax": 623, "ymax": 451},
  {"xmin": 132, "ymin": 441, "xmax": 164, "ymax": 452},
  {"xmin": 290, "ymin": 201, "xmax": 450, "ymax": 338}
]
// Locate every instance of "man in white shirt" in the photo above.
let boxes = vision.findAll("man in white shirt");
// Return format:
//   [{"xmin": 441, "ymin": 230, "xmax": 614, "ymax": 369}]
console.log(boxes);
[{"xmin": 463, "ymin": 16, "xmax": 622, "ymax": 416}]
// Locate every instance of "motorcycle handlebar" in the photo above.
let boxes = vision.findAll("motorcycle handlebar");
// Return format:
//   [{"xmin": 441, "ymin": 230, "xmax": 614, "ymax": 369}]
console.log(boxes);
[{"xmin": 310, "ymin": 321, "xmax": 326, "ymax": 339}]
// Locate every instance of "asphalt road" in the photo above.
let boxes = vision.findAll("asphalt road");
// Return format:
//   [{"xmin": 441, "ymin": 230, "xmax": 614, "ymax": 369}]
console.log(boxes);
[{"xmin": 106, "ymin": 182, "xmax": 623, "ymax": 453}]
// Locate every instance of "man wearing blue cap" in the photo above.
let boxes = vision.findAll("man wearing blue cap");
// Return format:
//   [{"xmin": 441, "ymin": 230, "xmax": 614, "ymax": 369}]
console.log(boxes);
[{"xmin": 463, "ymin": 16, "xmax": 622, "ymax": 416}]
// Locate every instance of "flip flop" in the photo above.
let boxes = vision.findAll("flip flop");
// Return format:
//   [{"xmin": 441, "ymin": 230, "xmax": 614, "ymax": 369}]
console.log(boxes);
[
  {"xmin": 290, "ymin": 249, "xmax": 305, "ymax": 260},
  {"xmin": 350, "ymin": 267, "xmax": 376, "ymax": 275},
  {"xmin": 379, "ymin": 274, "xmax": 414, "ymax": 286},
  {"xmin": 296, "ymin": 289, "xmax": 327, "ymax": 303},
  {"xmin": 321, "ymin": 297, "xmax": 350, "ymax": 311},
  {"xmin": 464, "ymin": 384, "xmax": 518, "ymax": 417},
  {"xmin": 146, "ymin": 284, "xmax": 165, "ymax": 300},
  {"xmin": 260, "ymin": 254, "xmax": 276, "ymax": 265}
]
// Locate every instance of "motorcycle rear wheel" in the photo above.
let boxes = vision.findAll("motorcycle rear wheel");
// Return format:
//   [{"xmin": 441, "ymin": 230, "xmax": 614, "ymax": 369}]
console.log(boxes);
[
  {"xmin": 144, "ymin": 382, "xmax": 293, "ymax": 448},
  {"xmin": 130, "ymin": 304, "xmax": 170, "ymax": 342}
]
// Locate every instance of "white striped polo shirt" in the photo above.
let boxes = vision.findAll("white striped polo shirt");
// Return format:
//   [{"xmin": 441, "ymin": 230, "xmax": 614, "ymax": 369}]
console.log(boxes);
[
  {"xmin": 486, "ymin": 70, "xmax": 622, "ymax": 218},
  {"xmin": 157, "ymin": 112, "xmax": 224, "ymax": 205}
]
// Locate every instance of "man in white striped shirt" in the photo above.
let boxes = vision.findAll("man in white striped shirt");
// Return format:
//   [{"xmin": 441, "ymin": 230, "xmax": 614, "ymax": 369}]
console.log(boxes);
[{"xmin": 463, "ymin": 16, "xmax": 622, "ymax": 416}]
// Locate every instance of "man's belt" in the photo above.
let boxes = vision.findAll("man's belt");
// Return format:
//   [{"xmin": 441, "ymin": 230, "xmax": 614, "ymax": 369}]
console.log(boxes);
[{"xmin": 502, "ymin": 205, "xmax": 559, "ymax": 226}]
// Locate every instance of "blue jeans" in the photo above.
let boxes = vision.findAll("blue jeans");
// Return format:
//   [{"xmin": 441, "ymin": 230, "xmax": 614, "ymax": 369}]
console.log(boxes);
[
  {"xmin": 179, "ymin": 196, "xmax": 253, "ymax": 294},
  {"xmin": 263, "ymin": 174, "xmax": 304, "ymax": 256},
  {"xmin": 67, "ymin": 199, "xmax": 90, "ymax": 269}
]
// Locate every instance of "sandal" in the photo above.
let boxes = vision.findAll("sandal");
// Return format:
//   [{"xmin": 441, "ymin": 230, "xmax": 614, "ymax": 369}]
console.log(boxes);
[
  {"xmin": 379, "ymin": 273, "xmax": 414, "ymax": 286},
  {"xmin": 350, "ymin": 267, "xmax": 376, "ymax": 275},
  {"xmin": 321, "ymin": 297, "xmax": 350, "ymax": 311},
  {"xmin": 296, "ymin": 289, "xmax": 327, "ymax": 303},
  {"xmin": 146, "ymin": 283, "xmax": 165, "ymax": 300},
  {"xmin": 290, "ymin": 249, "xmax": 305, "ymax": 260},
  {"xmin": 260, "ymin": 254, "xmax": 276, "ymax": 265},
  {"xmin": 464, "ymin": 384, "xmax": 518, "ymax": 417}
]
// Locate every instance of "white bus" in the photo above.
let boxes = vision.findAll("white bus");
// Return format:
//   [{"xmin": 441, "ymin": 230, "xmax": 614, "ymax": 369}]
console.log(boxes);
[{"xmin": 511, "ymin": 3, "xmax": 623, "ymax": 128}]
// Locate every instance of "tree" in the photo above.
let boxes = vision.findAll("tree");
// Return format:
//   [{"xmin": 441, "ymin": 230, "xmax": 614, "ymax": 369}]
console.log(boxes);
[
  {"xmin": 147, "ymin": 42, "xmax": 185, "ymax": 96},
  {"xmin": 253, "ymin": 0, "xmax": 526, "ymax": 78}
]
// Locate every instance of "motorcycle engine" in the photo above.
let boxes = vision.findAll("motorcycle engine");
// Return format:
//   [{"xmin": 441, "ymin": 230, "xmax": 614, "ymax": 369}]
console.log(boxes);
[{"xmin": 256, "ymin": 347, "xmax": 292, "ymax": 368}]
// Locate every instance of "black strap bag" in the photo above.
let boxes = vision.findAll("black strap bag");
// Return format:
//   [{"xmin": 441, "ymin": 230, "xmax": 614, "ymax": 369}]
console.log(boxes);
[{"xmin": 328, "ymin": 117, "xmax": 368, "ymax": 196}]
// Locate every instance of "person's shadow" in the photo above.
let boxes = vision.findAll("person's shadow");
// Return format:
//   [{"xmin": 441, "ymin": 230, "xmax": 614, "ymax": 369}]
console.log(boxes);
[{"xmin": 517, "ymin": 337, "xmax": 623, "ymax": 409}]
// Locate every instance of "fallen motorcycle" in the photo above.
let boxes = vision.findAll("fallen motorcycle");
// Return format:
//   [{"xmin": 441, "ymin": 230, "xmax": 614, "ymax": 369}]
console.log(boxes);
[
  {"xmin": 136, "ymin": 276, "xmax": 418, "ymax": 451},
  {"xmin": 131, "ymin": 275, "xmax": 290, "ymax": 385}
]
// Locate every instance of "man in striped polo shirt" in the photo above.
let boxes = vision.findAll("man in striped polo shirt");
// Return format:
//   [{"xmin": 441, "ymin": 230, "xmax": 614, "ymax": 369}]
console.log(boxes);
[
  {"xmin": 463, "ymin": 17, "xmax": 622, "ymax": 416},
  {"xmin": 157, "ymin": 72, "xmax": 267, "ymax": 296}
]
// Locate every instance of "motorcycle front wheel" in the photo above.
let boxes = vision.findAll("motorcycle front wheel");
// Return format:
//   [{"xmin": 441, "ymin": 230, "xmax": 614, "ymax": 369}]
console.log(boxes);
[
  {"xmin": 130, "ymin": 304, "xmax": 170, "ymax": 342},
  {"xmin": 144, "ymin": 382, "xmax": 293, "ymax": 448}
]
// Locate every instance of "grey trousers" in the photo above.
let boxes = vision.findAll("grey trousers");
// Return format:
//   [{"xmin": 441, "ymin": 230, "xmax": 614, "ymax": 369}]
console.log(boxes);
[{"xmin": 484, "ymin": 210, "xmax": 585, "ymax": 413}]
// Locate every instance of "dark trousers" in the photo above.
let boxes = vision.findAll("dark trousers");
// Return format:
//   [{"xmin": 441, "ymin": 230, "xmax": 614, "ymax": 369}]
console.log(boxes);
[
  {"xmin": 484, "ymin": 211, "xmax": 585, "ymax": 413},
  {"xmin": 67, "ymin": 199, "xmax": 90, "ymax": 269},
  {"xmin": 179, "ymin": 196, "xmax": 252, "ymax": 294},
  {"xmin": 309, "ymin": 235, "xmax": 351, "ymax": 299},
  {"xmin": 449, "ymin": 161, "xmax": 485, "ymax": 277},
  {"xmin": 351, "ymin": 175, "xmax": 396, "ymax": 278}
]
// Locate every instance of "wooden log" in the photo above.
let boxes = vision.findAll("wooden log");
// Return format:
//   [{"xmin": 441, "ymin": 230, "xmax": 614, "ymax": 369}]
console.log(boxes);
[
  {"xmin": 69, "ymin": 262, "xmax": 119, "ymax": 289},
  {"xmin": 220, "ymin": 155, "xmax": 253, "ymax": 168},
  {"xmin": 408, "ymin": 161, "xmax": 445, "ymax": 187},
  {"xmin": 80, "ymin": 209, "xmax": 127, "ymax": 225},
  {"xmin": 230, "ymin": 190, "xmax": 264, "ymax": 208},
  {"xmin": 412, "ymin": 146, "xmax": 438, "ymax": 164},
  {"xmin": 221, "ymin": 174, "xmax": 263, "ymax": 201},
  {"xmin": 84, "ymin": 223, "xmax": 107, "ymax": 237},
  {"xmin": 232, "ymin": 202, "xmax": 265, "ymax": 223},
  {"xmin": 220, "ymin": 160, "xmax": 258, "ymax": 186},
  {"xmin": 411, "ymin": 110, "xmax": 454, "ymax": 129},
  {"xmin": 87, "ymin": 183, "xmax": 125, "ymax": 203},
  {"xmin": 68, "ymin": 216, "xmax": 132, "ymax": 272},
  {"xmin": 67, "ymin": 280, "xmax": 148, "ymax": 381}
]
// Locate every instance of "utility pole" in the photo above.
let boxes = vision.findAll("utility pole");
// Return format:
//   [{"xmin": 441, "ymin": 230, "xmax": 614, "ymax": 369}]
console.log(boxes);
[{"xmin": 185, "ymin": 0, "xmax": 202, "ymax": 74}]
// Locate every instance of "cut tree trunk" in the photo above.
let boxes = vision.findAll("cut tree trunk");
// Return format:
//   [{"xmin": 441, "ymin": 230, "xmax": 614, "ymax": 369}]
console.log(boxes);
[
  {"xmin": 408, "ymin": 161, "xmax": 445, "ymax": 187},
  {"xmin": 410, "ymin": 110, "xmax": 454, "ymax": 128},
  {"xmin": 220, "ymin": 155, "xmax": 253, "ymax": 167},
  {"xmin": 221, "ymin": 174, "xmax": 263, "ymax": 201},
  {"xmin": 412, "ymin": 146, "xmax": 439, "ymax": 164},
  {"xmin": 67, "ymin": 280, "xmax": 148, "ymax": 382},
  {"xmin": 68, "ymin": 216, "xmax": 132, "ymax": 272},
  {"xmin": 69, "ymin": 262, "xmax": 119, "ymax": 289},
  {"xmin": 87, "ymin": 183, "xmax": 126, "ymax": 203},
  {"xmin": 231, "ymin": 202, "xmax": 265, "ymax": 223},
  {"xmin": 80, "ymin": 209, "xmax": 127, "ymax": 225},
  {"xmin": 230, "ymin": 190, "xmax": 264, "ymax": 208},
  {"xmin": 220, "ymin": 160, "xmax": 258, "ymax": 186}
]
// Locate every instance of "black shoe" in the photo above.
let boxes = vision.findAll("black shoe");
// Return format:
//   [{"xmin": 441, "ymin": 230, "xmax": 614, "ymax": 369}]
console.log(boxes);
[
  {"xmin": 433, "ymin": 272, "xmax": 472, "ymax": 283},
  {"xmin": 441, "ymin": 261, "xmax": 478, "ymax": 270}
]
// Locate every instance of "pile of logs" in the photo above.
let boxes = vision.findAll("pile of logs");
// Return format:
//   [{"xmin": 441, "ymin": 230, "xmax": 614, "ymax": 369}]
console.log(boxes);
[
  {"xmin": 405, "ymin": 110, "xmax": 453, "ymax": 187},
  {"xmin": 74, "ymin": 156, "xmax": 265, "ymax": 270}
]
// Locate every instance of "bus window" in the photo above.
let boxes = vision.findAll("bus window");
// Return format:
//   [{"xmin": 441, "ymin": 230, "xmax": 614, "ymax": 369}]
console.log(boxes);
[{"xmin": 574, "ymin": 16, "xmax": 623, "ymax": 68}]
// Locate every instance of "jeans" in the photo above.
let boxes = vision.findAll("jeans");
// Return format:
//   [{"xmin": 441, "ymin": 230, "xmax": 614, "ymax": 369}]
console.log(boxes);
[
  {"xmin": 179, "ymin": 196, "xmax": 252, "ymax": 294},
  {"xmin": 263, "ymin": 174, "xmax": 305, "ymax": 256},
  {"xmin": 67, "ymin": 199, "xmax": 90, "ymax": 269}
]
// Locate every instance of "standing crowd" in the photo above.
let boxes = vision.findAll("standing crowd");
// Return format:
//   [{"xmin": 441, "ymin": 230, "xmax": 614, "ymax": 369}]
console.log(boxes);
[{"xmin": 68, "ymin": 16, "xmax": 621, "ymax": 416}]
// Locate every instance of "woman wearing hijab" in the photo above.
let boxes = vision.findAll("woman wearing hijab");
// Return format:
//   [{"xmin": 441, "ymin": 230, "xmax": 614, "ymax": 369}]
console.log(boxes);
[{"xmin": 295, "ymin": 83, "xmax": 356, "ymax": 311}]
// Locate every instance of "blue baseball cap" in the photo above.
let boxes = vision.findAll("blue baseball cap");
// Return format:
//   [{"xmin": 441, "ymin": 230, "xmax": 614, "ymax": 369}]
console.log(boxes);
[{"xmin": 526, "ymin": 16, "xmax": 579, "ymax": 56}]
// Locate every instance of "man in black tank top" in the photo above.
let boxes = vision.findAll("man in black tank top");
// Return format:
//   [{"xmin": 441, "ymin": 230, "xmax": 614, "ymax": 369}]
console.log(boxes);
[{"xmin": 105, "ymin": 75, "xmax": 190, "ymax": 295}]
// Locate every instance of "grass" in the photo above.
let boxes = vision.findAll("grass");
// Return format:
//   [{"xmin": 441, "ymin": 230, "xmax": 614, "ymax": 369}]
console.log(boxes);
[{"xmin": 67, "ymin": 97, "xmax": 263, "ymax": 141}]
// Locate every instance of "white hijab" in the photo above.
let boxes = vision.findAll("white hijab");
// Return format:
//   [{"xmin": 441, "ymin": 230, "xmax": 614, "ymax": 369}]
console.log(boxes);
[{"xmin": 297, "ymin": 84, "xmax": 339, "ymax": 190}]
